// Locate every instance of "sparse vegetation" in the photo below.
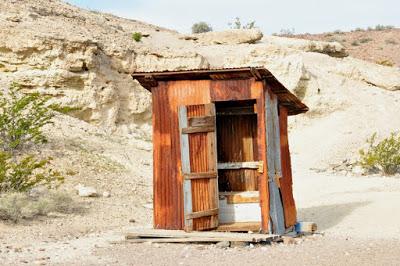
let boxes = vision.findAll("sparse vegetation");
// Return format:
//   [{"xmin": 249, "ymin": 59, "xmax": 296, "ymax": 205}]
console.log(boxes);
[
  {"xmin": 132, "ymin": 32, "xmax": 142, "ymax": 42},
  {"xmin": 0, "ymin": 151, "xmax": 63, "ymax": 193},
  {"xmin": 359, "ymin": 133, "xmax": 400, "ymax": 175},
  {"xmin": 0, "ymin": 83, "xmax": 64, "ymax": 193},
  {"xmin": 374, "ymin": 24, "xmax": 395, "ymax": 31},
  {"xmin": 279, "ymin": 28, "xmax": 295, "ymax": 36},
  {"xmin": 385, "ymin": 39, "xmax": 398, "ymax": 45},
  {"xmin": 228, "ymin": 17, "xmax": 256, "ymax": 30},
  {"xmin": 333, "ymin": 29, "xmax": 344, "ymax": 34},
  {"xmin": 351, "ymin": 41, "xmax": 360, "ymax": 46},
  {"xmin": 359, "ymin": 38, "xmax": 373, "ymax": 43},
  {"xmin": 191, "ymin": 22, "xmax": 212, "ymax": 34},
  {"xmin": 0, "ymin": 191, "xmax": 80, "ymax": 223},
  {"xmin": 0, "ymin": 83, "xmax": 60, "ymax": 152},
  {"xmin": 376, "ymin": 59, "xmax": 395, "ymax": 67}
]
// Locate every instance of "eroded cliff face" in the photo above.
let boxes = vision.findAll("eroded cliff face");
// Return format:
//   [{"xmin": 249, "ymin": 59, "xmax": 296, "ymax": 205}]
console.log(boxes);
[{"xmin": 1, "ymin": 0, "xmax": 399, "ymax": 144}]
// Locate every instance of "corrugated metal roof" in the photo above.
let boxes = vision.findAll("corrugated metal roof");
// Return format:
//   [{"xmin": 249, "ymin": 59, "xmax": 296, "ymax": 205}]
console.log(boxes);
[{"xmin": 131, "ymin": 67, "xmax": 308, "ymax": 115}]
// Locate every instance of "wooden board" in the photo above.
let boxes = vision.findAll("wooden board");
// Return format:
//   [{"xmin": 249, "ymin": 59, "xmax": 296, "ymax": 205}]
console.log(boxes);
[
  {"xmin": 219, "ymin": 191, "xmax": 260, "ymax": 204},
  {"xmin": 216, "ymin": 222, "xmax": 261, "ymax": 232},
  {"xmin": 125, "ymin": 229, "xmax": 278, "ymax": 243},
  {"xmin": 279, "ymin": 106, "xmax": 297, "ymax": 228},
  {"xmin": 265, "ymin": 89, "xmax": 285, "ymax": 235}
]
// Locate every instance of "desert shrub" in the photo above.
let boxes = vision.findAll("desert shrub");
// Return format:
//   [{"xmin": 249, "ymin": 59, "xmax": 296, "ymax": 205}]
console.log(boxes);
[
  {"xmin": 359, "ymin": 133, "xmax": 400, "ymax": 175},
  {"xmin": 228, "ymin": 17, "xmax": 256, "ymax": 29},
  {"xmin": 132, "ymin": 32, "xmax": 142, "ymax": 42},
  {"xmin": 359, "ymin": 38, "xmax": 372, "ymax": 43},
  {"xmin": 351, "ymin": 41, "xmax": 360, "ymax": 46},
  {"xmin": 0, "ymin": 83, "xmax": 60, "ymax": 152},
  {"xmin": 333, "ymin": 29, "xmax": 344, "ymax": 34},
  {"xmin": 353, "ymin": 27, "xmax": 364, "ymax": 32},
  {"xmin": 385, "ymin": 39, "xmax": 398, "ymax": 45},
  {"xmin": 0, "ymin": 191, "xmax": 79, "ymax": 223},
  {"xmin": 191, "ymin": 22, "xmax": 212, "ymax": 34},
  {"xmin": 279, "ymin": 28, "xmax": 295, "ymax": 36},
  {"xmin": 0, "ymin": 151, "xmax": 64, "ymax": 193},
  {"xmin": 375, "ymin": 24, "xmax": 394, "ymax": 31},
  {"xmin": 376, "ymin": 59, "xmax": 395, "ymax": 67}
]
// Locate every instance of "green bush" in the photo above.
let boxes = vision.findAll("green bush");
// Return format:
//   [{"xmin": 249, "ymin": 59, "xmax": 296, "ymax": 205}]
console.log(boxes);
[
  {"xmin": 0, "ymin": 83, "xmax": 58, "ymax": 152},
  {"xmin": 132, "ymin": 32, "xmax": 142, "ymax": 42},
  {"xmin": 0, "ymin": 82, "xmax": 64, "ymax": 193},
  {"xmin": 359, "ymin": 133, "xmax": 400, "ymax": 175},
  {"xmin": 191, "ymin": 22, "xmax": 213, "ymax": 34},
  {"xmin": 0, "ymin": 151, "xmax": 64, "ymax": 193},
  {"xmin": 228, "ymin": 17, "xmax": 256, "ymax": 29}
]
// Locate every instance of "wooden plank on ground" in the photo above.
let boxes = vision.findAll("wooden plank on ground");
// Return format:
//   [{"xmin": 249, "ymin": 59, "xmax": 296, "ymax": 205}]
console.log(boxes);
[{"xmin": 125, "ymin": 229, "xmax": 278, "ymax": 243}]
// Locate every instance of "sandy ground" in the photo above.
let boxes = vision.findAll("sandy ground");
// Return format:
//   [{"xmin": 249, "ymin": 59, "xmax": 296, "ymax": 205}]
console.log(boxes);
[{"xmin": 1, "ymin": 168, "xmax": 399, "ymax": 265}]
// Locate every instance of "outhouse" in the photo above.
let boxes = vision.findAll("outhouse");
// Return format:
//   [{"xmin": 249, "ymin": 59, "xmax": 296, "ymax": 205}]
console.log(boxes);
[{"xmin": 132, "ymin": 67, "xmax": 308, "ymax": 235}]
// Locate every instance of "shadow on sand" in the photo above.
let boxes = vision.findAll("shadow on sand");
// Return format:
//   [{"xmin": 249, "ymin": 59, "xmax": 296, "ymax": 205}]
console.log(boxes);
[{"xmin": 297, "ymin": 201, "xmax": 371, "ymax": 231}]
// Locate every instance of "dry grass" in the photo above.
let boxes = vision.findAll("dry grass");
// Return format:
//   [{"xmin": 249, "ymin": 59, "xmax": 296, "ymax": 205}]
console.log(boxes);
[{"xmin": 0, "ymin": 190, "xmax": 82, "ymax": 223}]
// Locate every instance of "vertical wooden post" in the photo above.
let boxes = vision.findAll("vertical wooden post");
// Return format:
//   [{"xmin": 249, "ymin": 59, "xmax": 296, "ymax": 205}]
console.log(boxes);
[
  {"xmin": 265, "ymin": 90, "xmax": 285, "ymax": 235},
  {"xmin": 178, "ymin": 106, "xmax": 193, "ymax": 232}
]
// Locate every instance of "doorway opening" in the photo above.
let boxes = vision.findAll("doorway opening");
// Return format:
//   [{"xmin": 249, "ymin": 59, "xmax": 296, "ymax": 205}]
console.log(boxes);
[{"xmin": 215, "ymin": 100, "xmax": 262, "ymax": 232}]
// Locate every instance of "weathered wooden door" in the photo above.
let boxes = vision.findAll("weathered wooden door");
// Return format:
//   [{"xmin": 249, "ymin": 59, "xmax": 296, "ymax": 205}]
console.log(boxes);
[
  {"xmin": 265, "ymin": 91, "xmax": 286, "ymax": 235},
  {"xmin": 178, "ymin": 103, "xmax": 219, "ymax": 232}
]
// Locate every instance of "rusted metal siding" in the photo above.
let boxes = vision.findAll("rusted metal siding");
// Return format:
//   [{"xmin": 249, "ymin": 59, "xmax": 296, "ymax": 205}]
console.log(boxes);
[
  {"xmin": 152, "ymin": 80, "xmax": 211, "ymax": 230},
  {"xmin": 279, "ymin": 106, "xmax": 297, "ymax": 228}
]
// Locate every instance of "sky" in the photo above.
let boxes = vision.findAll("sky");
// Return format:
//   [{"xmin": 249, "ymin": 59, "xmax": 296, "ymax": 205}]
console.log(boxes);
[{"xmin": 64, "ymin": 0, "xmax": 399, "ymax": 34}]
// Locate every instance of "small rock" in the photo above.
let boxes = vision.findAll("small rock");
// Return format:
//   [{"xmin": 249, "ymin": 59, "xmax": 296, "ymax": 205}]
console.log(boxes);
[
  {"xmin": 352, "ymin": 165, "xmax": 364, "ymax": 175},
  {"xmin": 47, "ymin": 212, "xmax": 67, "ymax": 218},
  {"xmin": 75, "ymin": 184, "xmax": 98, "ymax": 197},
  {"xmin": 215, "ymin": 241, "xmax": 230, "ymax": 248},
  {"xmin": 102, "ymin": 191, "xmax": 111, "ymax": 198},
  {"xmin": 282, "ymin": 236, "xmax": 297, "ymax": 245},
  {"xmin": 129, "ymin": 218, "xmax": 136, "ymax": 223}
]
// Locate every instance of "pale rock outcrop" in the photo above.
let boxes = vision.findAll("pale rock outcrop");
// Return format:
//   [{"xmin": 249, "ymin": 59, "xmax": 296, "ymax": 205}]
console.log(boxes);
[
  {"xmin": 181, "ymin": 29, "xmax": 264, "ymax": 45},
  {"xmin": 0, "ymin": 0, "xmax": 399, "ymax": 155},
  {"xmin": 263, "ymin": 36, "xmax": 348, "ymax": 58}
]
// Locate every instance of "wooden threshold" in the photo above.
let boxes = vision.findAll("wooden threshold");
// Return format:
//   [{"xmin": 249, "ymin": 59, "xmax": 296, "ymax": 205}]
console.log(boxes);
[{"xmin": 216, "ymin": 222, "xmax": 261, "ymax": 232}]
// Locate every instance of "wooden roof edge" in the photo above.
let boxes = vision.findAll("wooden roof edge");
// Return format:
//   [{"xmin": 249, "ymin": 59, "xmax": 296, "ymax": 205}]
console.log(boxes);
[{"xmin": 132, "ymin": 67, "xmax": 308, "ymax": 115}]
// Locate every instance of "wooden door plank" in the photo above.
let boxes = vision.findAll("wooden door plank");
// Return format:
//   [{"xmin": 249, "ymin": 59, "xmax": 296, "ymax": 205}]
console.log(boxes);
[
  {"xmin": 185, "ymin": 208, "xmax": 219, "ymax": 220},
  {"xmin": 183, "ymin": 172, "xmax": 217, "ymax": 180},
  {"xmin": 205, "ymin": 103, "xmax": 219, "ymax": 229},
  {"xmin": 188, "ymin": 116, "xmax": 215, "ymax": 127},
  {"xmin": 279, "ymin": 106, "xmax": 297, "ymax": 227},
  {"xmin": 265, "ymin": 91, "xmax": 285, "ymax": 235},
  {"xmin": 182, "ymin": 126, "xmax": 215, "ymax": 134},
  {"xmin": 179, "ymin": 106, "xmax": 193, "ymax": 232}
]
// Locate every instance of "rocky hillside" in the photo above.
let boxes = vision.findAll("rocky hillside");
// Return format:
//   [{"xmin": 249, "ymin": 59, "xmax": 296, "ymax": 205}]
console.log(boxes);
[
  {"xmin": 287, "ymin": 28, "xmax": 400, "ymax": 67},
  {"xmin": 1, "ymin": 0, "xmax": 400, "ymax": 170}
]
